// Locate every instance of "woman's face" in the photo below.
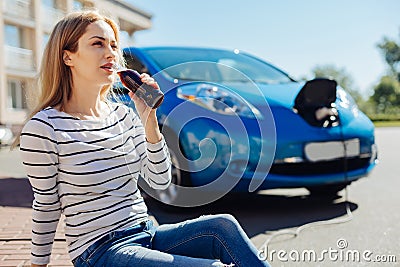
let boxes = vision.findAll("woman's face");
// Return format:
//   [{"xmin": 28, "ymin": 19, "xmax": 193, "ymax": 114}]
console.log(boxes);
[{"xmin": 65, "ymin": 20, "xmax": 118, "ymax": 89}]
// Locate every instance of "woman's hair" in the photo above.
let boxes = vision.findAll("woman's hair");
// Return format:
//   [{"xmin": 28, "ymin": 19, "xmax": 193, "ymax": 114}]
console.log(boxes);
[{"xmin": 11, "ymin": 9, "xmax": 124, "ymax": 148}]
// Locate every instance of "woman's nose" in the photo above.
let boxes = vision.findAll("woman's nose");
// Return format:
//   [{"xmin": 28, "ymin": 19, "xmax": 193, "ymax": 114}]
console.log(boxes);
[{"xmin": 106, "ymin": 45, "xmax": 117, "ymax": 59}]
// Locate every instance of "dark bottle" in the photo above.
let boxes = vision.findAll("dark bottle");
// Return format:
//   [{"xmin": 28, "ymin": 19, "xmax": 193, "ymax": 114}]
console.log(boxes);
[{"xmin": 117, "ymin": 69, "xmax": 164, "ymax": 109}]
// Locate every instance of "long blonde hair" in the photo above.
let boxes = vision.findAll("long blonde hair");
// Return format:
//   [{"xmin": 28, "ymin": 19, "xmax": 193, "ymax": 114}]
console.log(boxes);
[{"xmin": 12, "ymin": 10, "xmax": 124, "ymax": 148}]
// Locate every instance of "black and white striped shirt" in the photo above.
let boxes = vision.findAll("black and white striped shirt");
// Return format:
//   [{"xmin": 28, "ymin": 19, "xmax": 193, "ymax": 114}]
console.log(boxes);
[{"xmin": 19, "ymin": 104, "xmax": 171, "ymax": 265}]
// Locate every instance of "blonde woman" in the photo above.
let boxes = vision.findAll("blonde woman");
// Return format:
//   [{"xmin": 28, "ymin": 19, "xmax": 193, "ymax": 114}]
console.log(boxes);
[{"xmin": 16, "ymin": 10, "xmax": 269, "ymax": 267}]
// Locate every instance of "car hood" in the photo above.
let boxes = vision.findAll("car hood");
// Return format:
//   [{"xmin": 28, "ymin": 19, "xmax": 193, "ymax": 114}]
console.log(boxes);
[{"xmin": 220, "ymin": 81, "xmax": 305, "ymax": 109}]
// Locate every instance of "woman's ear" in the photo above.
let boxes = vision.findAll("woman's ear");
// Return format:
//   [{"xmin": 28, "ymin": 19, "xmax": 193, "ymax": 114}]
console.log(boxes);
[{"xmin": 63, "ymin": 51, "xmax": 73, "ymax": 66}]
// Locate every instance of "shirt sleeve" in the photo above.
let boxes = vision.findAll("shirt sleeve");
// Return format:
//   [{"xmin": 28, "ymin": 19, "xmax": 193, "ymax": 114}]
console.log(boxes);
[
  {"xmin": 19, "ymin": 113, "xmax": 61, "ymax": 265},
  {"xmin": 131, "ymin": 113, "xmax": 171, "ymax": 190}
]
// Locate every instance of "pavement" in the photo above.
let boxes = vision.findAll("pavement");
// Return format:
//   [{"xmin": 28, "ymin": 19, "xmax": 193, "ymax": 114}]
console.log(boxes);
[
  {"xmin": 0, "ymin": 207, "xmax": 71, "ymax": 267},
  {"xmin": 0, "ymin": 147, "xmax": 72, "ymax": 267}
]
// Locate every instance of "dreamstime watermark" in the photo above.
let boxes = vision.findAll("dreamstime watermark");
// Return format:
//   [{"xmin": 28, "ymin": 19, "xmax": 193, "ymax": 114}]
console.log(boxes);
[{"xmin": 258, "ymin": 238, "xmax": 397, "ymax": 264}]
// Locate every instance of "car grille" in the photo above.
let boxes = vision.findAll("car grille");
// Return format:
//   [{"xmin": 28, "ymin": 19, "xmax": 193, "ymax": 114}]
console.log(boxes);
[{"xmin": 269, "ymin": 157, "xmax": 371, "ymax": 176}]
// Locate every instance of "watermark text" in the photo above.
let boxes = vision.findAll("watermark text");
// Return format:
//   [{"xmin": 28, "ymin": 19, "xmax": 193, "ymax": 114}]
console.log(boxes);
[{"xmin": 258, "ymin": 238, "xmax": 397, "ymax": 264}]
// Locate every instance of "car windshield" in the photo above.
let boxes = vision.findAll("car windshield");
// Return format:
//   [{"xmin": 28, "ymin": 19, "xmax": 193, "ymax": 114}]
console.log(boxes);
[{"xmin": 142, "ymin": 48, "xmax": 293, "ymax": 84}]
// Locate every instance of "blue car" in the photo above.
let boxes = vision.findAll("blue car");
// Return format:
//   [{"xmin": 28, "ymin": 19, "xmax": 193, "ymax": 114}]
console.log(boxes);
[{"xmin": 114, "ymin": 46, "xmax": 378, "ymax": 207}]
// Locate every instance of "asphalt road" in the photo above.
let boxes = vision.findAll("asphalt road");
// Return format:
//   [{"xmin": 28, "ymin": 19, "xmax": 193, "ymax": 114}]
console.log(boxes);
[
  {"xmin": 146, "ymin": 127, "xmax": 400, "ymax": 267},
  {"xmin": 0, "ymin": 127, "xmax": 399, "ymax": 266}
]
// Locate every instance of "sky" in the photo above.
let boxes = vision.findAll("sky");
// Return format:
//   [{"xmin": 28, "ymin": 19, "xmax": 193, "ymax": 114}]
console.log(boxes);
[{"xmin": 127, "ymin": 0, "xmax": 400, "ymax": 97}]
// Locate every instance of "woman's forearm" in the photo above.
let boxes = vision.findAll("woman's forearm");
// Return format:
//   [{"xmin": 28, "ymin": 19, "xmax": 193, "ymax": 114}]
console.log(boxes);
[{"xmin": 145, "ymin": 110, "xmax": 162, "ymax": 144}]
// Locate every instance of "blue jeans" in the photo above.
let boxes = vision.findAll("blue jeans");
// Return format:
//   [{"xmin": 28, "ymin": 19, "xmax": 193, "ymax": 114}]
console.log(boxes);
[{"xmin": 72, "ymin": 214, "xmax": 270, "ymax": 267}]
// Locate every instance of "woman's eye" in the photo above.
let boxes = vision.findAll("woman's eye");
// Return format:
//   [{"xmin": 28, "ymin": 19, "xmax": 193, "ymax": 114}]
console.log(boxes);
[{"xmin": 93, "ymin": 42, "xmax": 103, "ymax": 47}]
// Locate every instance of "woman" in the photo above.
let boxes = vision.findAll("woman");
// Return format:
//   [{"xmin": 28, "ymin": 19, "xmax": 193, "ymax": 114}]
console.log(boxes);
[{"xmin": 16, "ymin": 10, "xmax": 270, "ymax": 267}]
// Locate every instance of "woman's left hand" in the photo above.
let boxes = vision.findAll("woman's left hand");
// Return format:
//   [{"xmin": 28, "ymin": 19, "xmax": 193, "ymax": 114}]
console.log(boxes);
[
  {"xmin": 128, "ymin": 73, "xmax": 162, "ymax": 143},
  {"xmin": 128, "ymin": 73, "xmax": 159, "ymax": 120}
]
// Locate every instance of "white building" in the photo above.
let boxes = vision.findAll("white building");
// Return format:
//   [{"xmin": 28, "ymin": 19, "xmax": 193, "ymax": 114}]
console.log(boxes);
[{"xmin": 0, "ymin": 0, "xmax": 152, "ymax": 131}]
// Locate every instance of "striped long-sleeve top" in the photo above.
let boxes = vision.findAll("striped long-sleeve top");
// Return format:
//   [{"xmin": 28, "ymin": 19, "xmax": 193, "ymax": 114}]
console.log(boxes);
[{"xmin": 19, "ymin": 104, "xmax": 171, "ymax": 265}]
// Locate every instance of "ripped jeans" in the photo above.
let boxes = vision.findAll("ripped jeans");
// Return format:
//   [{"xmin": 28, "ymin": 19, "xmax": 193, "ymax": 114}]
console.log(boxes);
[{"xmin": 72, "ymin": 214, "xmax": 270, "ymax": 267}]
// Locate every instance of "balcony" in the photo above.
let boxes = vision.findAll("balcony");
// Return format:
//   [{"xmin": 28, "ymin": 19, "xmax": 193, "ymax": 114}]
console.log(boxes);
[
  {"xmin": 4, "ymin": 45, "xmax": 35, "ymax": 73},
  {"xmin": 41, "ymin": 6, "xmax": 66, "ymax": 31},
  {"xmin": 2, "ymin": 0, "xmax": 33, "ymax": 20}
]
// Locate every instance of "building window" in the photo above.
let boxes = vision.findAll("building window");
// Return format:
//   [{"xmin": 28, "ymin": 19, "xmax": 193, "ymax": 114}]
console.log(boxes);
[
  {"xmin": 42, "ymin": 0, "xmax": 69, "ymax": 9},
  {"xmin": 4, "ymin": 24, "xmax": 22, "ymax": 48},
  {"xmin": 42, "ymin": 0, "xmax": 55, "ymax": 8},
  {"xmin": 73, "ymin": 0, "xmax": 84, "ymax": 10},
  {"xmin": 7, "ymin": 79, "xmax": 28, "ymax": 110}
]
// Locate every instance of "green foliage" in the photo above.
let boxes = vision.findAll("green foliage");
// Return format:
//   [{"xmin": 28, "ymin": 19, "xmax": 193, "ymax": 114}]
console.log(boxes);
[
  {"xmin": 373, "ymin": 120, "xmax": 400, "ymax": 127},
  {"xmin": 366, "ymin": 28, "xmax": 400, "ymax": 121},
  {"xmin": 370, "ymin": 76, "xmax": 400, "ymax": 113},
  {"xmin": 377, "ymin": 35, "xmax": 400, "ymax": 81},
  {"xmin": 368, "ymin": 112, "xmax": 400, "ymax": 122}
]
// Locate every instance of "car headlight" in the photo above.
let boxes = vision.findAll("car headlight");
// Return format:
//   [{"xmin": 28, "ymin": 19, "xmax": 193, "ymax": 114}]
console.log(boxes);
[
  {"xmin": 337, "ymin": 87, "xmax": 359, "ymax": 116},
  {"xmin": 177, "ymin": 83, "xmax": 262, "ymax": 119}
]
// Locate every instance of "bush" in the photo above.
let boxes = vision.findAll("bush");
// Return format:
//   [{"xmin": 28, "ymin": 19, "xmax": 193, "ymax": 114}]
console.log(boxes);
[{"xmin": 367, "ymin": 112, "xmax": 400, "ymax": 122}]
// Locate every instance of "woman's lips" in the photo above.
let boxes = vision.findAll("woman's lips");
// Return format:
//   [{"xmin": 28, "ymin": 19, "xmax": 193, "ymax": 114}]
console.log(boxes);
[{"xmin": 101, "ymin": 63, "xmax": 115, "ymax": 73}]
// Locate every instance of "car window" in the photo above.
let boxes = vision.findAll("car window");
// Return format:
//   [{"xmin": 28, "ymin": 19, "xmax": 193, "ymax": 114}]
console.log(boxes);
[
  {"xmin": 142, "ymin": 48, "xmax": 292, "ymax": 84},
  {"xmin": 125, "ymin": 53, "xmax": 149, "ymax": 74}
]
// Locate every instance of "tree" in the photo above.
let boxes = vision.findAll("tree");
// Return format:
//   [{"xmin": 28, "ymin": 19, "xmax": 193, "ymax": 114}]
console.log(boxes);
[
  {"xmin": 371, "ymin": 28, "xmax": 400, "ymax": 115},
  {"xmin": 311, "ymin": 64, "xmax": 363, "ymax": 105},
  {"xmin": 377, "ymin": 32, "xmax": 400, "ymax": 81},
  {"xmin": 371, "ymin": 75, "xmax": 400, "ymax": 113}
]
